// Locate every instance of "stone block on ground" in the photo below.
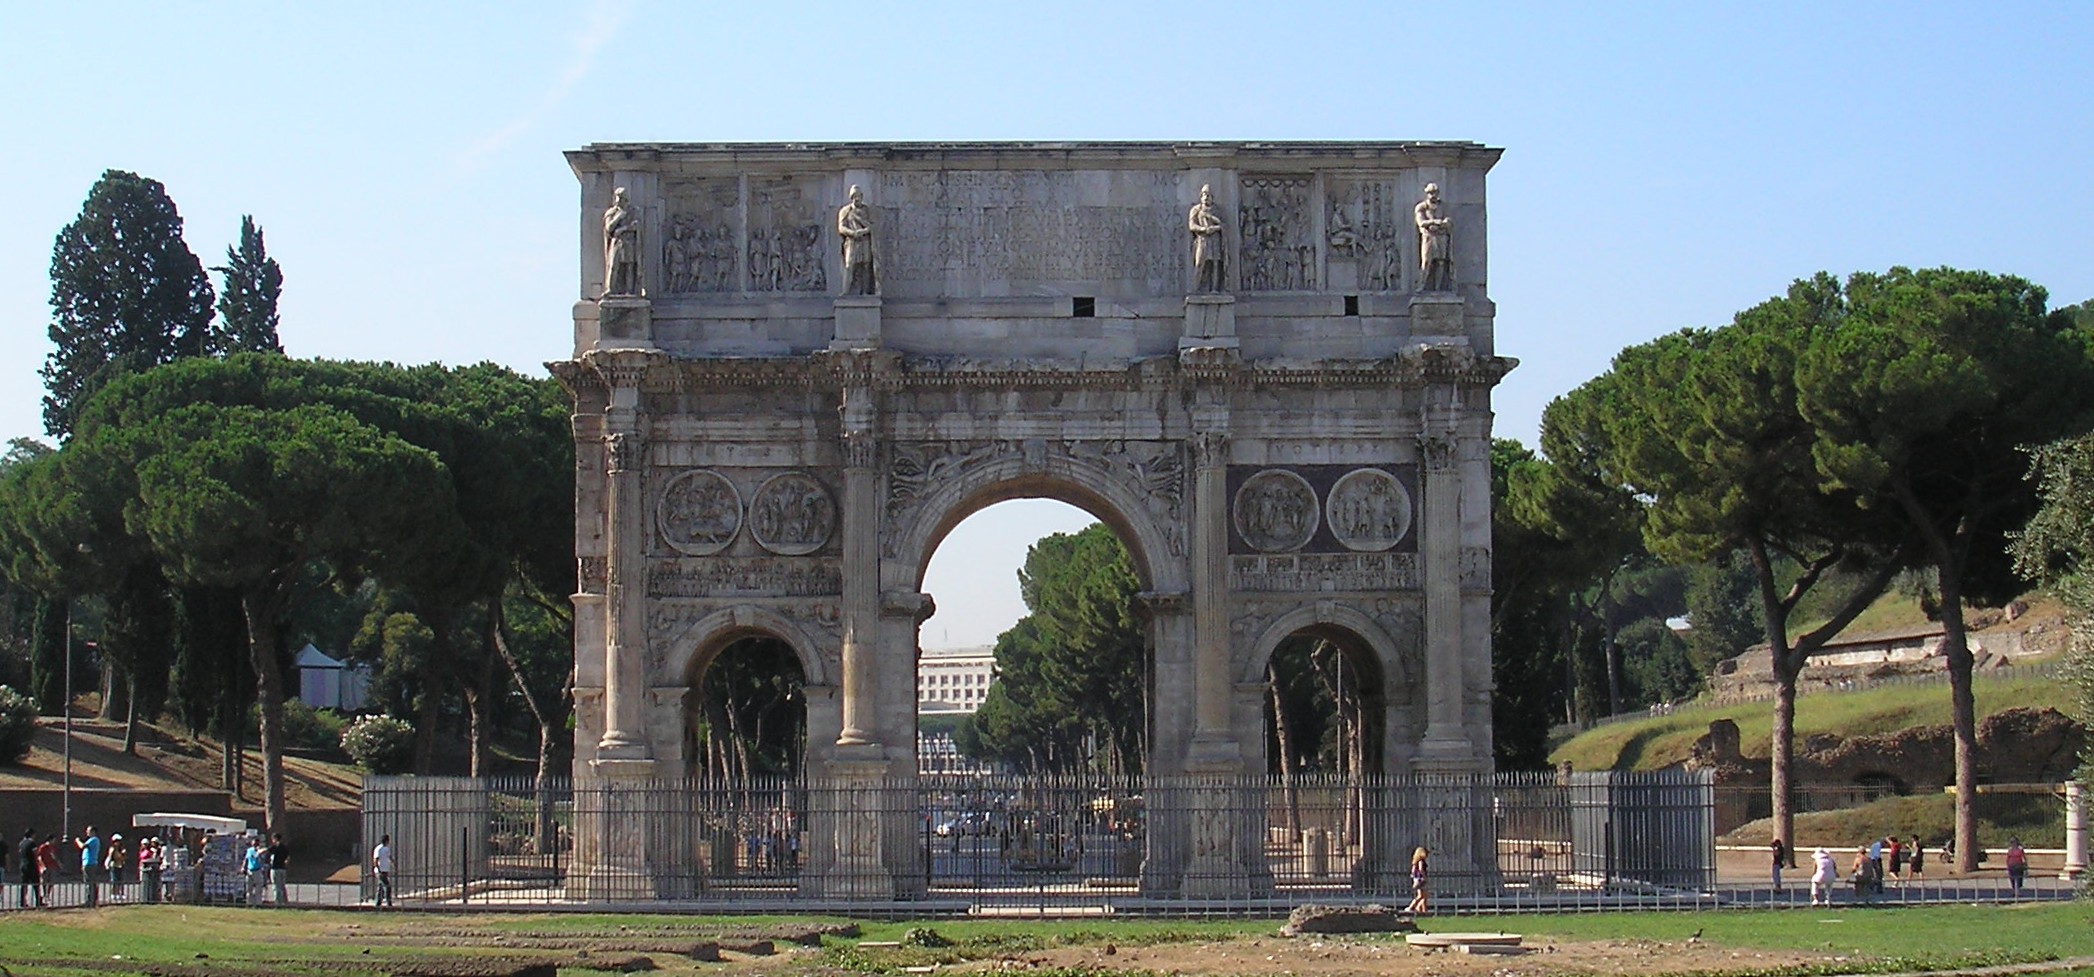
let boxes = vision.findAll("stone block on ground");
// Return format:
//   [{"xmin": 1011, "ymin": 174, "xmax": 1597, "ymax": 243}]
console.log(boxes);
[{"xmin": 1280, "ymin": 903, "xmax": 1419, "ymax": 936}]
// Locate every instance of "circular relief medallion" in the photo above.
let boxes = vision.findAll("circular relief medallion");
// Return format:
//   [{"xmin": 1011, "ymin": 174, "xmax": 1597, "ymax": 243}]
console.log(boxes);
[
  {"xmin": 1232, "ymin": 469, "xmax": 1319, "ymax": 553},
  {"xmin": 1326, "ymin": 468, "xmax": 1413, "ymax": 552},
  {"xmin": 749, "ymin": 471, "xmax": 836, "ymax": 556},
  {"xmin": 657, "ymin": 469, "xmax": 742, "ymax": 556}
]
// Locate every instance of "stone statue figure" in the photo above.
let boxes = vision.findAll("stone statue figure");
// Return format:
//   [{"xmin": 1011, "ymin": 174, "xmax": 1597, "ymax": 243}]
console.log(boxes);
[
  {"xmin": 1188, "ymin": 184, "xmax": 1226, "ymax": 292},
  {"xmin": 837, "ymin": 184, "xmax": 878, "ymax": 295},
  {"xmin": 602, "ymin": 187, "xmax": 642, "ymax": 297},
  {"xmin": 1414, "ymin": 182, "xmax": 1453, "ymax": 292}
]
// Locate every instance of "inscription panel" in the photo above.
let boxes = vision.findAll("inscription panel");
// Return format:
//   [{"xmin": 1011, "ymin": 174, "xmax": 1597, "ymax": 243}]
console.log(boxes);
[
  {"xmin": 1229, "ymin": 552, "xmax": 1421, "ymax": 592},
  {"xmin": 878, "ymin": 170, "xmax": 1185, "ymax": 297},
  {"xmin": 648, "ymin": 557, "xmax": 843, "ymax": 598}
]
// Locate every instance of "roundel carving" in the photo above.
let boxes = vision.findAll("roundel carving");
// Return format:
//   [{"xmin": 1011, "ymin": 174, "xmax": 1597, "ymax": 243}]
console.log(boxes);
[
  {"xmin": 1232, "ymin": 469, "xmax": 1319, "ymax": 553},
  {"xmin": 749, "ymin": 472, "xmax": 836, "ymax": 556},
  {"xmin": 1326, "ymin": 468, "xmax": 1413, "ymax": 551},
  {"xmin": 657, "ymin": 470, "xmax": 742, "ymax": 555}
]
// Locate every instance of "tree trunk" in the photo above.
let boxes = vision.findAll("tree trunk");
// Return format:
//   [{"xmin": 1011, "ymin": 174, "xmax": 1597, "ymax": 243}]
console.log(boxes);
[
  {"xmin": 1938, "ymin": 566, "xmax": 1980, "ymax": 872},
  {"xmin": 463, "ymin": 685, "xmax": 486, "ymax": 779},
  {"xmin": 535, "ymin": 719, "xmax": 557, "ymax": 855},
  {"xmin": 122, "ymin": 669, "xmax": 139, "ymax": 755},
  {"xmin": 414, "ymin": 683, "xmax": 441, "ymax": 774},
  {"xmin": 1268, "ymin": 677, "xmax": 1299, "ymax": 833},
  {"xmin": 241, "ymin": 592, "xmax": 288, "ymax": 837},
  {"xmin": 99, "ymin": 660, "xmax": 124, "ymax": 721}
]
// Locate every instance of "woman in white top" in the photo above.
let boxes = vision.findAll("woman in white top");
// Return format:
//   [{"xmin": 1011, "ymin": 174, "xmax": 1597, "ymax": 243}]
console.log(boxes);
[{"xmin": 1810, "ymin": 847, "xmax": 1838, "ymax": 906}]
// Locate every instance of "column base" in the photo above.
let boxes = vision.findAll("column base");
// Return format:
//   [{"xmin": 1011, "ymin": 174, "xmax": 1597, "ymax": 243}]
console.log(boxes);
[
  {"xmin": 595, "ymin": 296, "xmax": 655, "ymax": 349},
  {"xmin": 1181, "ymin": 294, "xmax": 1239, "ymax": 351}
]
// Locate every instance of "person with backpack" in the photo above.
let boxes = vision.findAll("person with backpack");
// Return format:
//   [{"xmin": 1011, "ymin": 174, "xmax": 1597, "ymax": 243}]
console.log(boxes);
[{"xmin": 15, "ymin": 829, "xmax": 37, "ymax": 908}]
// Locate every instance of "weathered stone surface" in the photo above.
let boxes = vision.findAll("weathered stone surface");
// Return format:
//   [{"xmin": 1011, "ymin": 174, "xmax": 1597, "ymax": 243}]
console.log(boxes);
[
  {"xmin": 560, "ymin": 142, "xmax": 1512, "ymax": 900},
  {"xmin": 1280, "ymin": 903, "xmax": 1419, "ymax": 936}
]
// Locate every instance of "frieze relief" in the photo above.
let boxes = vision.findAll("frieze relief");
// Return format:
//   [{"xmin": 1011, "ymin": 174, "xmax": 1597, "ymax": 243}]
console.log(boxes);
[
  {"xmin": 1230, "ymin": 552, "xmax": 1421, "ymax": 592},
  {"xmin": 648, "ymin": 557, "xmax": 843, "ymax": 598},
  {"xmin": 1459, "ymin": 545, "xmax": 1491, "ymax": 591},
  {"xmin": 1238, "ymin": 176, "xmax": 1315, "ymax": 291},
  {"xmin": 577, "ymin": 556, "xmax": 607, "ymax": 594},
  {"xmin": 643, "ymin": 598, "xmax": 843, "ymax": 651},
  {"xmin": 662, "ymin": 179, "xmax": 739, "ymax": 293},
  {"xmin": 748, "ymin": 177, "xmax": 827, "ymax": 292},
  {"xmin": 885, "ymin": 441, "xmax": 1021, "ymax": 531},
  {"xmin": 1368, "ymin": 599, "xmax": 1426, "ymax": 689},
  {"xmin": 1067, "ymin": 440, "xmax": 1188, "ymax": 557},
  {"xmin": 1325, "ymin": 178, "xmax": 1406, "ymax": 291},
  {"xmin": 657, "ymin": 470, "xmax": 742, "ymax": 556}
]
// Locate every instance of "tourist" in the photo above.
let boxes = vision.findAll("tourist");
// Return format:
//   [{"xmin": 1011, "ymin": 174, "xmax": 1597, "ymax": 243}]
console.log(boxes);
[
  {"xmin": 1769, "ymin": 837, "xmax": 1787, "ymax": 892},
  {"xmin": 2005, "ymin": 838, "xmax": 2027, "ymax": 893},
  {"xmin": 16, "ymin": 828, "xmax": 37, "ymax": 908},
  {"xmin": 1850, "ymin": 846, "xmax": 1875, "ymax": 904},
  {"xmin": 104, "ymin": 834, "xmax": 127, "ymax": 903},
  {"xmin": 243, "ymin": 836, "xmax": 267, "ymax": 906},
  {"xmin": 1810, "ymin": 848, "xmax": 1836, "ymax": 906},
  {"xmin": 35, "ymin": 834, "xmax": 59, "ymax": 906},
  {"xmin": 139, "ymin": 836, "xmax": 162, "ymax": 904},
  {"xmin": 1867, "ymin": 835, "xmax": 1884, "ymax": 886},
  {"xmin": 371, "ymin": 834, "xmax": 395, "ymax": 908},
  {"xmin": 267, "ymin": 833, "xmax": 290, "ymax": 905},
  {"xmin": 1886, "ymin": 835, "xmax": 1904, "ymax": 885},
  {"xmin": 75, "ymin": 826, "xmax": 102, "ymax": 908},
  {"xmin": 1908, "ymin": 835, "xmax": 1925, "ymax": 880},
  {"xmin": 1405, "ymin": 846, "xmax": 1430, "ymax": 915}
]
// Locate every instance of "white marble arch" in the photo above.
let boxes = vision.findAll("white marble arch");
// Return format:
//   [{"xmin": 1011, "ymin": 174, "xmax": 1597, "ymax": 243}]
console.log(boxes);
[
  {"xmin": 887, "ymin": 451, "xmax": 1189, "ymax": 596},
  {"xmin": 661, "ymin": 604, "xmax": 836, "ymax": 690}
]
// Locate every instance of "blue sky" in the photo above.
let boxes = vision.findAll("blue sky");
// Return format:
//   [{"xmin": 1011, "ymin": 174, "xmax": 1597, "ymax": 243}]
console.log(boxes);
[{"xmin": 4, "ymin": 1, "xmax": 2089, "ymax": 648}]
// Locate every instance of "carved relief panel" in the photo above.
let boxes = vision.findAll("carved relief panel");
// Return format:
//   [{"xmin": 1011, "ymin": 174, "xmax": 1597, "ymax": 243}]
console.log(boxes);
[
  {"xmin": 1226, "ymin": 465, "xmax": 1418, "ymax": 556},
  {"xmin": 657, "ymin": 470, "xmax": 742, "ymax": 555},
  {"xmin": 1237, "ymin": 176, "xmax": 1315, "ymax": 291},
  {"xmin": 750, "ymin": 472, "xmax": 836, "ymax": 556},
  {"xmin": 746, "ymin": 176, "xmax": 828, "ymax": 293},
  {"xmin": 1324, "ymin": 177, "xmax": 1406, "ymax": 291},
  {"xmin": 662, "ymin": 178, "xmax": 740, "ymax": 293}
]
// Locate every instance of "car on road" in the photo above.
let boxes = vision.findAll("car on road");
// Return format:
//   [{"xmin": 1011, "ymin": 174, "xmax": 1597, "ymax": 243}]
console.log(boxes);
[{"xmin": 934, "ymin": 813, "xmax": 995, "ymax": 837}]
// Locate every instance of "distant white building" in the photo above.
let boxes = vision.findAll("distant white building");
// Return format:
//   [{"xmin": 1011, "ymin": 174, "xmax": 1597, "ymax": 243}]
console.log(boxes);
[
  {"xmin": 916, "ymin": 645, "xmax": 997, "ymax": 714},
  {"xmin": 294, "ymin": 644, "xmax": 370, "ymax": 712}
]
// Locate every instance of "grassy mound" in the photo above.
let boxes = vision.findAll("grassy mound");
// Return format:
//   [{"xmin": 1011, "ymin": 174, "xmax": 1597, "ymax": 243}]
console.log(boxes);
[{"xmin": 1551, "ymin": 673, "xmax": 2073, "ymax": 772}]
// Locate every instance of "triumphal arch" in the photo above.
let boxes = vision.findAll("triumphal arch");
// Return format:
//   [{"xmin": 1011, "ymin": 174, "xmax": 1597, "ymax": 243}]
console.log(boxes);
[{"xmin": 553, "ymin": 142, "xmax": 1513, "ymax": 901}]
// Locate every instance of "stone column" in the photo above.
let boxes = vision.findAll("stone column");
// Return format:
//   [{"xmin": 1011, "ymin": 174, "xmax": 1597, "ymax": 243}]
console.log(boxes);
[
  {"xmin": 1188, "ymin": 429, "xmax": 1236, "ymax": 763},
  {"xmin": 1135, "ymin": 591, "xmax": 1191, "ymax": 896},
  {"xmin": 836, "ymin": 370, "xmax": 881, "ymax": 748},
  {"xmin": 1415, "ymin": 402, "xmax": 1471, "ymax": 767},
  {"xmin": 589, "ymin": 348, "xmax": 663, "ymax": 763}
]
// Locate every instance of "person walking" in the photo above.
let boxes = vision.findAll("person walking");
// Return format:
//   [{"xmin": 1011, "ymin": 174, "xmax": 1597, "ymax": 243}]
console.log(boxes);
[
  {"xmin": 2005, "ymin": 839, "xmax": 2027, "ymax": 894},
  {"xmin": 104, "ymin": 835, "xmax": 127, "ymax": 904},
  {"xmin": 16, "ymin": 829, "xmax": 38, "ymax": 908},
  {"xmin": 1770, "ymin": 838, "xmax": 1787, "ymax": 893},
  {"xmin": 75, "ymin": 826, "xmax": 103, "ymax": 908},
  {"xmin": 370, "ymin": 834, "xmax": 395, "ymax": 908},
  {"xmin": 139, "ymin": 837, "xmax": 162, "ymax": 905},
  {"xmin": 35, "ymin": 834, "xmax": 59, "ymax": 906},
  {"xmin": 1908, "ymin": 836, "xmax": 1925, "ymax": 880},
  {"xmin": 1405, "ymin": 846, "xmax": 1430, "ymax": 915},
  {"xmin": 267, "ymin": 833, "xmax": 290, "ymax": 906},
  {"xmin": 1886, "ymin": 835, "xmax": 1904, "ymax": 885},
  {"xmin": 1810, "ymin": 848, "xmax": 1837, "ymax": 906}
]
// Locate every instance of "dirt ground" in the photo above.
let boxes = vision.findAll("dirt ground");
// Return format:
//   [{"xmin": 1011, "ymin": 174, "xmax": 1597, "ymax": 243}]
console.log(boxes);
[{"xmin": 963, "ymin": 936, "xmax": 1832, "ymax": 977}]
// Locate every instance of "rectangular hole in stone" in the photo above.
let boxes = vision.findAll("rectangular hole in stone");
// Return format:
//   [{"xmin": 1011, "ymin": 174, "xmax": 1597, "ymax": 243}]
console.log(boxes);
[
  {"xmin": 1073, "ymin": 296, "xmax": 1096, "ymax": 318},
  {"xmin": 1344, "ymin": 295, "xmax": 1360, "ymax": 316}
]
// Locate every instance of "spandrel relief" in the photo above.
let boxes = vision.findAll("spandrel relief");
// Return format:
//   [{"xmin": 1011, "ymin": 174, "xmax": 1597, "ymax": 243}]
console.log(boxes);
[
  {"xmin": 751, "ymin": 177, "xmax": 828, "ymax": 293},
  {"xmin": 1238, "ymin": 176, "xmax": 1315, "ymax": 291},
  {"xmin": 657, "ymin": 469, "xmax": 742, "ymax": 556},
  {"xmin": 1327, "ymin": 179, "xmax": 1406, "ymax": 291},
  {"xmin": 662, "ymin": 179, "xmax": 739, "ymax": 293}
]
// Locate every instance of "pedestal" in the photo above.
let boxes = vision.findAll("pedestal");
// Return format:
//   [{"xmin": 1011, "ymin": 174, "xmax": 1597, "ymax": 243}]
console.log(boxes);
[
  {"xmin": 1408, "ymin": 293, "xmax": 1464, "ymax": 340},
  {"xmin": 802, "ymin": 756, "xmax": 896, "ymax": 900},
  {"xmin": 596, "ymin": 296, "xmax": 654, "ymax": 349},
  {"xmin": 1180, "ymin": 294, "xmax": 1238, "ymax": 351},
  {"xmin": 572, "ymin": 758, "xmax": 692, "ymax": 901},
  {"xmin": 831, "ymin": 296, "xmax": 883, "ymax": 350}
]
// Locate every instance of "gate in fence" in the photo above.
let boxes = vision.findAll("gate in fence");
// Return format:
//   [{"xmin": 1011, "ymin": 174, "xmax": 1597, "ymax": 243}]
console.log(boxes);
[{"xmin": 361, "ymin": 770, "xmax": 1713, "ymax": 911}]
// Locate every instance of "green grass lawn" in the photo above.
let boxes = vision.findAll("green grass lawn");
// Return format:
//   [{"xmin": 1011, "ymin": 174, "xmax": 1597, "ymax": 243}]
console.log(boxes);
[
  {"xmin": 1, "ymin": 904, "xmax": 2090, "ymax": 977},
  {"xmin": 1550, "ymin": 674, "xmax": 2074, "ymax": 772}
]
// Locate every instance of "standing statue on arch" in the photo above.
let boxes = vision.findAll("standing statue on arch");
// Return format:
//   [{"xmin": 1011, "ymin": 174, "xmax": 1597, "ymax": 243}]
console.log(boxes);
[
  {"xmin": 1189, "ymin": 184, "xmax": 1227, "ymax": 292},
  {"xmin": 603, "ymin": 187, "xmax": 642, "ymax": 297},
  {"xmin": 838, "ymin": 184, "xmax": 878, "ymax": 295},
  {"xmin": 1414, "ymin": 182, "xmax": 1453, "ymax": 292}
]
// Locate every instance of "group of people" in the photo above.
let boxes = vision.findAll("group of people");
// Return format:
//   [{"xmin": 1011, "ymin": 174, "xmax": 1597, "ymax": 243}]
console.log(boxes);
[
  {"xmin": 2, "ymin": 825, "xmax": 294, "ymax": 908},
  {"xmin": 1778, "ymin": 834, "xmax": 2035, "ymax": 906}
]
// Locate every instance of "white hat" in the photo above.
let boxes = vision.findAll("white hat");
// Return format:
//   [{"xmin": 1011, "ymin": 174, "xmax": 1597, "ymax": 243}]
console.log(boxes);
[{"xmin": 112, "ymin": 833, "xmax": 123, "ymax": 840}]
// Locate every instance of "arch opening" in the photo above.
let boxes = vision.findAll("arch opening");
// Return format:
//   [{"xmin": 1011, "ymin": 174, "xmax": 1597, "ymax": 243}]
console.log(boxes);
[
  {"xmin": 919, "ymin": 495, "xmax": 1155, "ymax": 780},
  {"xmin": 681, "ymin": 632, "xmax": 808, "ymax": 783},
  {"xmin": 1262, "ymin": 625, "xmax": 1388, "ymax": 884}
]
